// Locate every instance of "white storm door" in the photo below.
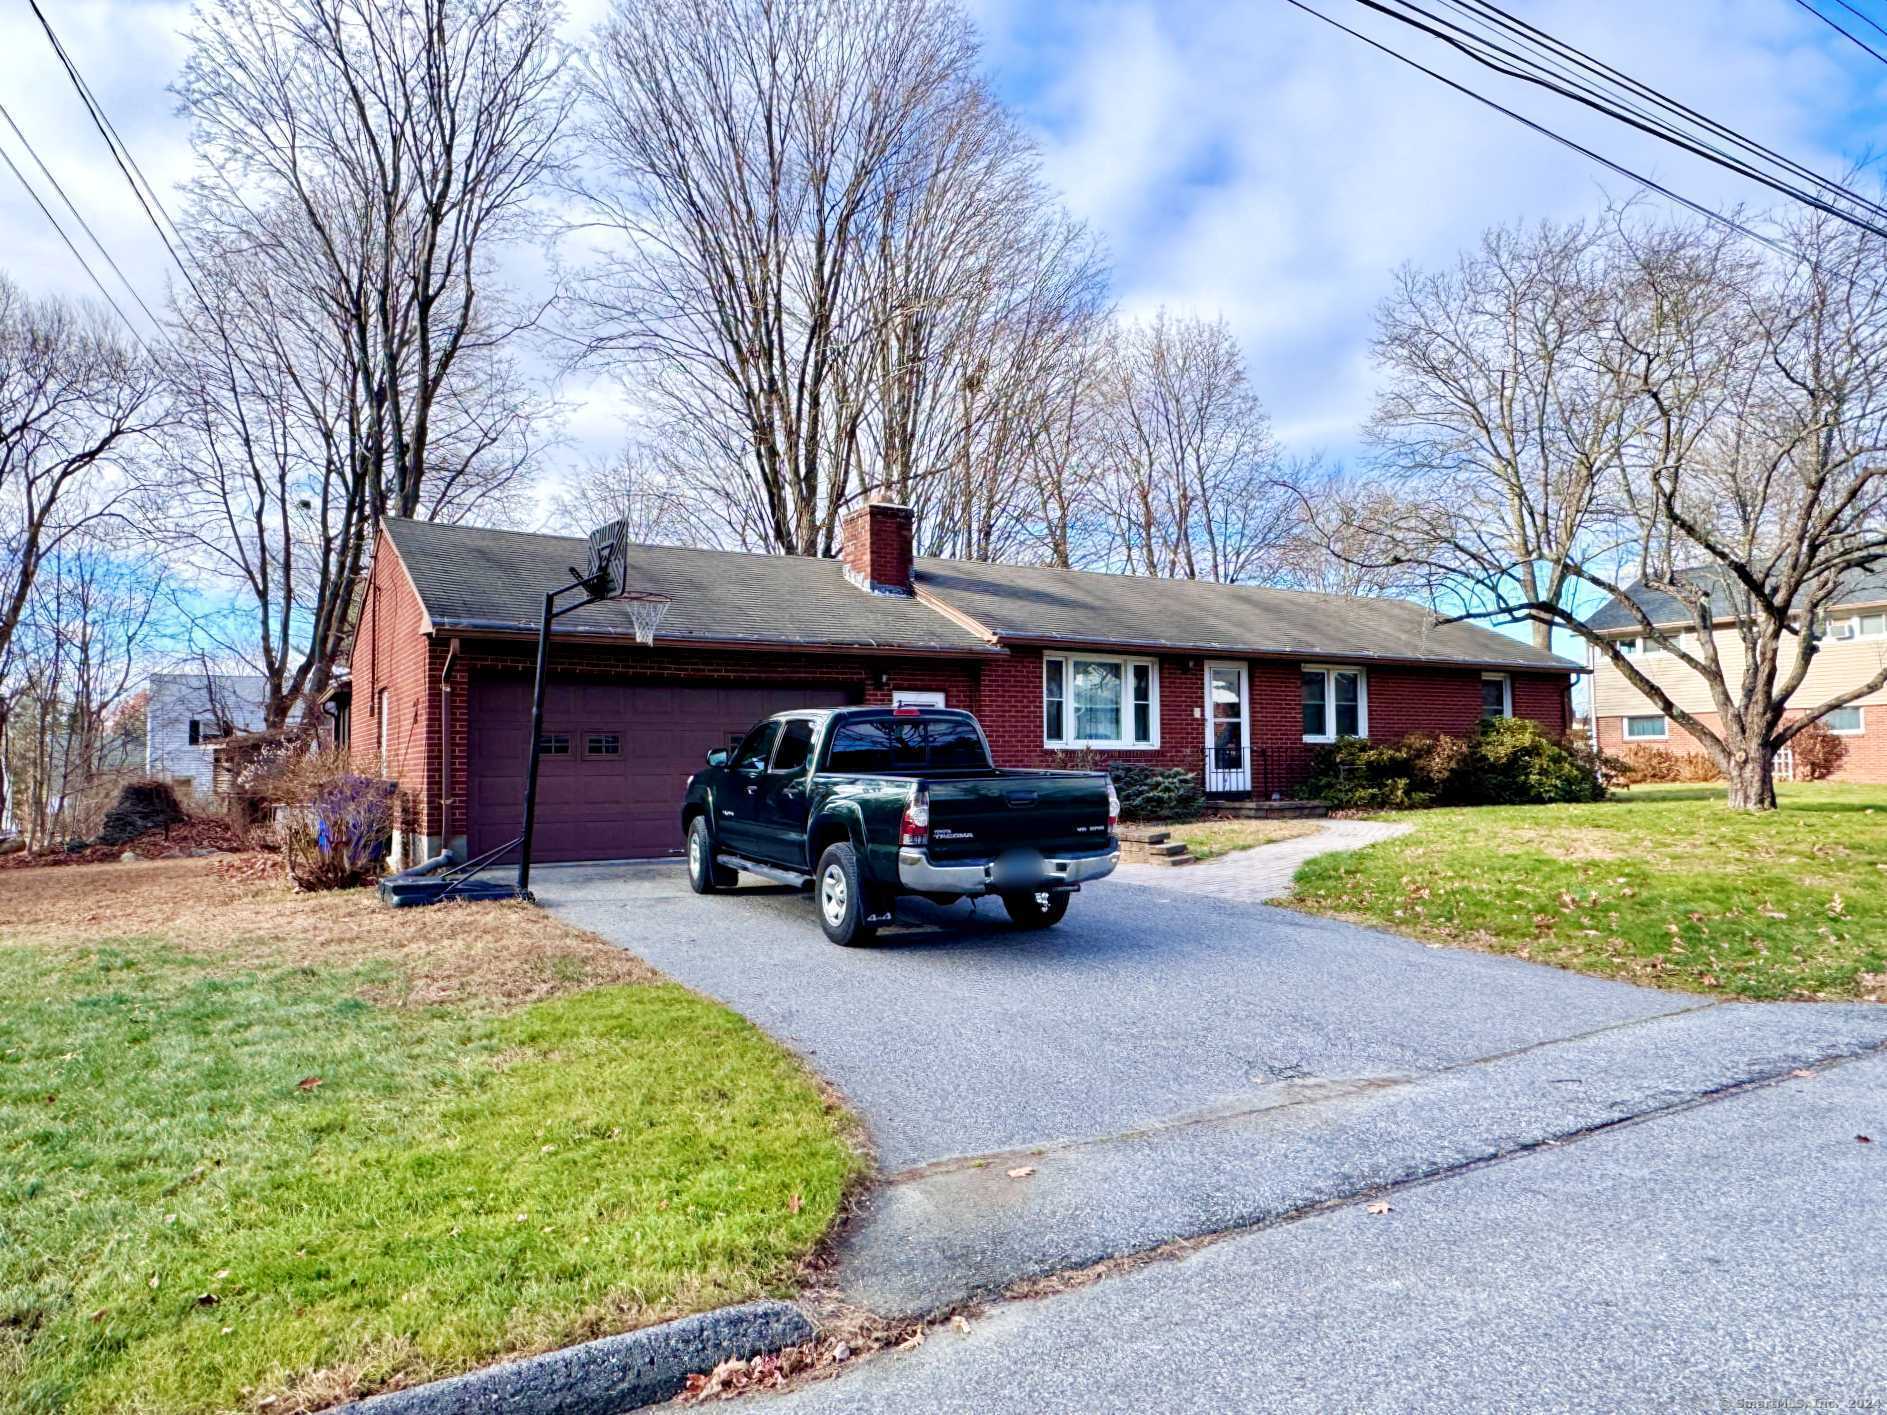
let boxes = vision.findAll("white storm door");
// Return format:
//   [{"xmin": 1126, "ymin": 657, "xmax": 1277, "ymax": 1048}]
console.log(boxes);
[{"xmin": 1204, "ymin": 661, "xmax": 1250, "ymax": 794}]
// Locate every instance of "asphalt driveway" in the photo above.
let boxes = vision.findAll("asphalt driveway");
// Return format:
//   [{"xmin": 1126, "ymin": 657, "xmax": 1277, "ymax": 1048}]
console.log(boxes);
[{"xmin": 533, "ymin": 860, "xmax": 1887, "ymax": 1323}]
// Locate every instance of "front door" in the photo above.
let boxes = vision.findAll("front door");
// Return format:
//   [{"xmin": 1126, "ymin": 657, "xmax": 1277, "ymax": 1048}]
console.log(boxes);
[
  {"xmin": 1204, "ymin": 661, "xmax": 1250, "ymax": 794},
  {"xmin": 753, "ymin": 716, "xmax": 820, "ymax": 866}
]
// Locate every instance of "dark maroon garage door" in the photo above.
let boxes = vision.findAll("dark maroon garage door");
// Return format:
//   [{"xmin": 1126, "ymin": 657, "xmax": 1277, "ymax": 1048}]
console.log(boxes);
[{"xmin": 465, "ymin": 676, "xmax": 858, "ymax": 863}]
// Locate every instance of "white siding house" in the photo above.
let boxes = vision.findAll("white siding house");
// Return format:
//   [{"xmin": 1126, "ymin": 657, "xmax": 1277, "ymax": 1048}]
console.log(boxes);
[{"xmin": 145, "ymin": 673, "xmax": 270, "ymax": 797}]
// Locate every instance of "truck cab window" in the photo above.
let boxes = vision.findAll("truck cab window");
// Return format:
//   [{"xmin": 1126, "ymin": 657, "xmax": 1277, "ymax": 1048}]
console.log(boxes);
[
  {"xmin": 733, "ymin": 721, "xmax": 779, "ymax": 773},
  {"xmin": 771, "ymin": 718, "xmax": 817, "ymax": 772}
]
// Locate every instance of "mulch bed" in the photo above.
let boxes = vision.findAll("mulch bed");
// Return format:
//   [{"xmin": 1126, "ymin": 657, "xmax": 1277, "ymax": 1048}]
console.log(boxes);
[{"xmin": 0, "ymin": 817, "xmax": 254, "ymax": 871}]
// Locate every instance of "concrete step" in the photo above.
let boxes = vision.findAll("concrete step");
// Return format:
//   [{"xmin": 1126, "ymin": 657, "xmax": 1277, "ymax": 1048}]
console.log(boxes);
[
  {"xmin": 1210, "ymin": 799, "xmax": 1328, "ymax": 820},
  {"xmin": 1116, "ymin": 826, "xmax": 1172, "ymax": 845}
]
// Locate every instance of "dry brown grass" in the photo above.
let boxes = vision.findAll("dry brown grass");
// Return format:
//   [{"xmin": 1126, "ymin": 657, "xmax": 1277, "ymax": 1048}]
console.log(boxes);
[{"xmin": 0, "ymin": 855, "xmax": 654, "ymax": 1008}]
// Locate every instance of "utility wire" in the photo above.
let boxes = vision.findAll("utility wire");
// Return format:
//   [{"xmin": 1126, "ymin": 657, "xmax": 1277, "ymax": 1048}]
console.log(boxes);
[
  {"xmin": 0, "ymin": 136, "xmax": 149, "ymax": 345},
  {"xmin": 1828, "ymin": 0, "xmax": 1887, "ymax": 42},
  {"xmin": 27, "ymin": 0, "xmax": 209, "ymax": 311},
  {"xmin": 1280, "ymin": 0, "xmax": 1794, "ymax": 254},
  {"xmin": 1790, "ymin": 0, "xmax": 1887, "ymax": 65},
  {"xmin": 1350, "ymin": 0, "xmax": 1887, "ymax": 238},
  {"xmin": 1439, "ymin": 0, "xmax": 1887, "ymax": 225},
  {"xmin": 0, "ymin": 102, "xmax": 163, "ymax": 328}
]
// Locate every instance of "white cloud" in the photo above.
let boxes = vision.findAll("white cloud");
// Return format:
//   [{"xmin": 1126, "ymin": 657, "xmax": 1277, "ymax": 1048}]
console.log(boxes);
[{"xmin": 980, "ymin": 0, "xmax": 1887, "ymax": 456}]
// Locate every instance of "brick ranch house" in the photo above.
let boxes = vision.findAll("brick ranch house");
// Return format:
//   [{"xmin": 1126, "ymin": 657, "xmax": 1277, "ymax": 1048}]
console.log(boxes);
[
  {"xmin": 1587, "ymin": 569, "xmax": 1887, "ymax": 783},
  {"xmin": 346, "ymin": 503, "xmax": 1581, "ymax": 866}
]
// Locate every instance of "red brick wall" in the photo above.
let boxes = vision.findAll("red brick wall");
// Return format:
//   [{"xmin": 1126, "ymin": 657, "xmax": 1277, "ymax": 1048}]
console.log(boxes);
[
  {"xmin": 1597, "ymin": 708, "xmax": 1887, "ymax": 783},
  {"xmin": 348, "ymin": 535, "xmax": 440, "ymax": 853}
]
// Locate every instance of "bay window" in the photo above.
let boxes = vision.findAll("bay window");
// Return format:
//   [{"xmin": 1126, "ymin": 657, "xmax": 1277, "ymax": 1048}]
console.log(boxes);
[
  {"xmin": 1043, "ymin": 653, "xmax": 1158, "ymax": 749},
  {"xmin": 1302, "ymin": 666, "xmax": 1366, "ymax": 742}
]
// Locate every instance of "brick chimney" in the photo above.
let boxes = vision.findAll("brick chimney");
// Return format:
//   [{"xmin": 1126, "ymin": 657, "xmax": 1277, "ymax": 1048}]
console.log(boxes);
[{"xmin": 840, "ymin": 501, "xmax": 915, "ymax": 596}]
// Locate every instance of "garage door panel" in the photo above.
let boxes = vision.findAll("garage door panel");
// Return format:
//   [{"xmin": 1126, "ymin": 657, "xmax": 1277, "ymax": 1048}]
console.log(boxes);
[{"xmin": 467, "ymin": 676, "xmax": 858, "ymax": 862}]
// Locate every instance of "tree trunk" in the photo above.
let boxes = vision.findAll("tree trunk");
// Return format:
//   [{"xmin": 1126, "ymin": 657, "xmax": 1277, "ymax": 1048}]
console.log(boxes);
[{"xmin": 1725, "ymin": 745, "xmax": 1777, "ymax": 812}]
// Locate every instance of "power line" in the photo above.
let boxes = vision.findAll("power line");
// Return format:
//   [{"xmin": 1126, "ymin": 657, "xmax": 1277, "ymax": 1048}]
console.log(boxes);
[
  {"xmin": 26, "ymin": 0, "xmax": 208, "ymax": 312},
  {"xmin": 1348, "ymin": 0, "xmax": 1887, "ymax": 238},
  {"xmin": 1790, "ymin": 0, "xmax": 1887, "ymax": 65},
  {"xmin": 1279, "ymin": 0, "xmax": 1794, "ymax": 254},
  {"xmin": 0, "ymin": 103, "xmax": 162, "ymax": 328},
  {"xmin": 0, "ymin": 136, "xmax": 149, "ymax": 345},
  {"xmin": 1437, "ymin": 0, "xmax": 1887, "ymax": 226}
]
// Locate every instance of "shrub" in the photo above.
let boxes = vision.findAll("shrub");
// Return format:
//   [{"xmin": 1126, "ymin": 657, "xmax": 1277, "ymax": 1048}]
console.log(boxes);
[
  {"xmin": 96, "ymin": 779, "xmax": 188, "ymax": 846},
  {"xmin": 1616, "ymin": 744, "xmax": 1721, "ymax": 785},
  {"xmin": 1107, "ymin": 763, "xmax": 1205, "ymax": 821},
  {"xmin": 1298, "ymin": 736, "xmax": 1438, "ymax": 809},
  {"xmin": 1790, "ymin": 718, "xmax": 1849, "ymax": 781},
  {"xmin": 1452, "ymin": 717, "xmax": 1606, "ymax": 805},
  {"xmin": 1300, "ymin": 719, "xmax": 1606, "ymax": 809},
  {"xmin": 281, "ymin": 770, "xmax": 397, "ymax": 890}
]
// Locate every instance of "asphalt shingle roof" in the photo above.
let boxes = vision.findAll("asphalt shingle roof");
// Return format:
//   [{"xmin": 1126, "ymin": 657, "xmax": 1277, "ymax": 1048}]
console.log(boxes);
[
  {"xmin": 380, "ymin": 519, "xmax": 1582, "ymax": 672},
  {"xmin": 1586, "ymin": 565, "xmax": 1887, "ymax": 632},
  {"xmin": 380, "ymin": 520, "xmax": 996, "ymax": 653},
  {"xmin": 914, "ymin": 557, "xmax": 1580, "ymax": 671}
]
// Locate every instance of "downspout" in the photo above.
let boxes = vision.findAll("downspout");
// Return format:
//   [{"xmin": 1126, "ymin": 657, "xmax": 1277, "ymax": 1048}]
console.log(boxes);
[{"xmin": 439, "ymin": 637, "xmax": 460, "ymax": 850}]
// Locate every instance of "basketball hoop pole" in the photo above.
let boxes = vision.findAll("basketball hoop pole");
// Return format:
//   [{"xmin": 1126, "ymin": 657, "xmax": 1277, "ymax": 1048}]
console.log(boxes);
[{"xmin": 516, "ymin": 565, "xmax": 613, "ymax": 900}]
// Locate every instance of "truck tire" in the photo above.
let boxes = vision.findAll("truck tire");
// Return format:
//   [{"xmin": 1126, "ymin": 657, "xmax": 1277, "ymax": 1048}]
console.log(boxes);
[
  {"xmin": 1001, "ymin": 889, "xmax": 1070, "ymax": 928},
  {"xmin": 815, "ymin": 842, "xmax": 880, "ymax": 947},
  {"xmin": 687, "ymin": 817, "xmax": 736, "ymax": 893}
]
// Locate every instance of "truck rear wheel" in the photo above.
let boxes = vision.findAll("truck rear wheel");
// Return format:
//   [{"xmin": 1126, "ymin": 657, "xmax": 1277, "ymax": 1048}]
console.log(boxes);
[
  {"xmin": 815, "ymin": 842, "xmax": 880, "ymax": 947},
  {"xmin": 687, "ymin": 817, "xmax": 736, "ymax": 893},
  {"xmin": 1001, "ymin": 890, "xmax": 1070, "ymax": 928}
]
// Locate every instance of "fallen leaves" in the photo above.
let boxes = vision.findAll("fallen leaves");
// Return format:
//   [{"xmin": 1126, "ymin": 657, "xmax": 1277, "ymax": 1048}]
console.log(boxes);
[
  {"xmin": 1365, "ymin": 1201, "xmax": 1392, "ymax": 1216},
  {"xmin": 1006, "ymin": 1166, "xmax": 1035, "ymax": 1180},
  {"xmin": 295, "ymin": 1076, "xmax": 323, "ymax": 1093}
]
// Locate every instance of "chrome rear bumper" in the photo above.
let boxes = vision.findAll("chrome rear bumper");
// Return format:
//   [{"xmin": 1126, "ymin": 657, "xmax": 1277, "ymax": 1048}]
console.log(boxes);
[{"xmin": 897, "ymin": 845, "xmax": 1119, "ymax": 895}]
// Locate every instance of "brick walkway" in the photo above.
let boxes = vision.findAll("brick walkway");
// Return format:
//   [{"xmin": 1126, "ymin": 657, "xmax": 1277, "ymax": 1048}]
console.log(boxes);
[{"xmin": 1111, "ymin": 819, "xmax": 1412, "ymax": 903}]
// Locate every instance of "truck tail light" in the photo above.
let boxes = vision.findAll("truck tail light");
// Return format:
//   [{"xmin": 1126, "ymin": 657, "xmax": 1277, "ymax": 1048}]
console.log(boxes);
[
  {"xmin": 1106, "ymin": 779, "xmax": 1120, "ymax": 833},
  {"xmin": 900, "ymin": 787, "xmax": 929, "ymax": 847}
]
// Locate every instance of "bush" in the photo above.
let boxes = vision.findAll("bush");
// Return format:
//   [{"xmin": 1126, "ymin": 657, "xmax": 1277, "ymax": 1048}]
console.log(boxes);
[
  {"xmin": 1790, "ymin": 718, "xmax": 1849, "ymax": 781},
  {"xmin": 1107, "ymin": 763, "xmax": 1205, "ymax": 822},
  {"xmin": 1298, "ymin": 735, "xmax": 1440, "ymax": 809},
  {"xmin": 1299, "ymin": 718, "xmax": 1606, "ymax": 809},
  {"xmin": 281, "ymin": 769, "xmax": 397, "ymax": 890},
  {"xmin": 1452, "ymin": 716, "xmax": 1606, "ymax": 805},
  {"xmin": 1616, "ymin": 744, "xmax": 1721, "ymax": 785}
]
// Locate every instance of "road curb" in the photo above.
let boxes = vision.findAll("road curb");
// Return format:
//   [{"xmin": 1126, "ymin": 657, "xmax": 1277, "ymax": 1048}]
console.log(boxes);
[{"xmin": 349, "ymin": 1300, "xmax": 815, "ymax": 1414}]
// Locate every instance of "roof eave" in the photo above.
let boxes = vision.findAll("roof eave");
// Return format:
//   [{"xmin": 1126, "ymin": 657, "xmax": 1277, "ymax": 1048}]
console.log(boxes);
[
  {"xmin": 987, "ymin": 632, "xmax": 1583, "ymax": 675},
  {"xmin": 422, "ymin": 618, "xmax": 1009, "ymax": 659}
]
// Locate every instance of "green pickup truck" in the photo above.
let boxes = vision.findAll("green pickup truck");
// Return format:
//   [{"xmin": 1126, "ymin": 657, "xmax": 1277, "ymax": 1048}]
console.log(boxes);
[{"xmin": 680, "ymin": 706, "xmax": 1119, "ymax": 945}]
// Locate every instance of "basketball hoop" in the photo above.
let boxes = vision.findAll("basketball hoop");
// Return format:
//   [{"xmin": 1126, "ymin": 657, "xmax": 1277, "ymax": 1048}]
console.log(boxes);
[{"xmin": 618, "ymin": 588, "xmax": 671, "ymax": 647}]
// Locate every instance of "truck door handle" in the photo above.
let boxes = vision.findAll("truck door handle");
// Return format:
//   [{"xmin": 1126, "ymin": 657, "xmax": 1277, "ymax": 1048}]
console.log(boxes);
[{"xmin": 745, "ymin": 784, "xmax": 757, "ymax": 795}]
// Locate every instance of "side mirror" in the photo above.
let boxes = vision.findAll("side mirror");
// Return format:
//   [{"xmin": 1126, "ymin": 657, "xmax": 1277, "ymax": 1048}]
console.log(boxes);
[{"xmin": 706, "ymin": 747, "xmax": 730, "ymax": 768}]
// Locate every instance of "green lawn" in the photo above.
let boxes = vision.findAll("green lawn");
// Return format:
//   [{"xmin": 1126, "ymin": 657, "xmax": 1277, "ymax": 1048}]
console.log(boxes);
[
  {"xmin": 0, "ymin": 860, "xmax": 862, "ymax": 1415},
  {"xmin": 1290, "ymin": 783, "xmax": 1887, "ymax": 1001},
  {"xmin": 1162, "ymin": 818, "xmax": 1322, "ymax": 863}
]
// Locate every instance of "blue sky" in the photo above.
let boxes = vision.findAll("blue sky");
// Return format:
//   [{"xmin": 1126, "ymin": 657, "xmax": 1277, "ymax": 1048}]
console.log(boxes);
[{"xmin": 3, "ymin": 0, "xmax": 1886, "ymax": 477}]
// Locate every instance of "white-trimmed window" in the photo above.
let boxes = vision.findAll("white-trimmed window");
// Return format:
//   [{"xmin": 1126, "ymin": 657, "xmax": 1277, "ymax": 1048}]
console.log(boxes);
[
  {"xmin": 1825, "ymin": 706, "xmax": 1865, "ymax": 735},
  {"xmin": 1827, "ymin": 612, "xmax": 1887, "ymax": 642},
  {"xmin": 1616, "ymin": 637, "xmax": 1640, "ymax": 655},
  {"xmin": 1043, "ymin": 654, "xmax": 1159, "ymax": 749},
  {"xmin": 1623, "ymin": 714, "xmax": 1668, "ymax": 741},
  {"xmin": 1481, "ymin": 673, "xmax": 1512, "ymax": 720},
  {"xmin": 1302, "ymin": 666, "xmax": 1366, "ymax": 742}
]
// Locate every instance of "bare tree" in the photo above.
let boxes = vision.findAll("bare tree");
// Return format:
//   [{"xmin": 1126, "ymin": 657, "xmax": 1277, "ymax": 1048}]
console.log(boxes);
[
  {"xmin": 545, "ymin": 440, "xmax": 724, "ymax": 547},
  {"xmin": 0, "ymin": 276, "xmax": 163, "ymax": 827},
  {"xmin": 175, "ymin": 0, "xmax": 569, "ymax": 519},
  {"xmin": 162, "ymin": 0, "xmax": 567, "ymax": 726},
  {"xmin": 1337, "ymin": 204, "xmax": 1887, "ymax": 810},
  {"xmin": 574, "ymin": 0, "xmax": 1042, "ymax": 555},
  {"xmin": 1088, "ymin": 311, "xmax": 1292, "ymax": 582}
]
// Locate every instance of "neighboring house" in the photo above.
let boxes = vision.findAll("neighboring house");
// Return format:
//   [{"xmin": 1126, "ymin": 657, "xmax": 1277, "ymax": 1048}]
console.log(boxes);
[
  {"xmin": 145, "ymin": 673, "xmax": 271, "ymax": 797},
  {"xmin": 347, "ymin": 505, "xmax": 1581, "ymax": 867},
  {"xmin": 1586, "ymin": 570, "xmax": 1887, "ymax": 782}
]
